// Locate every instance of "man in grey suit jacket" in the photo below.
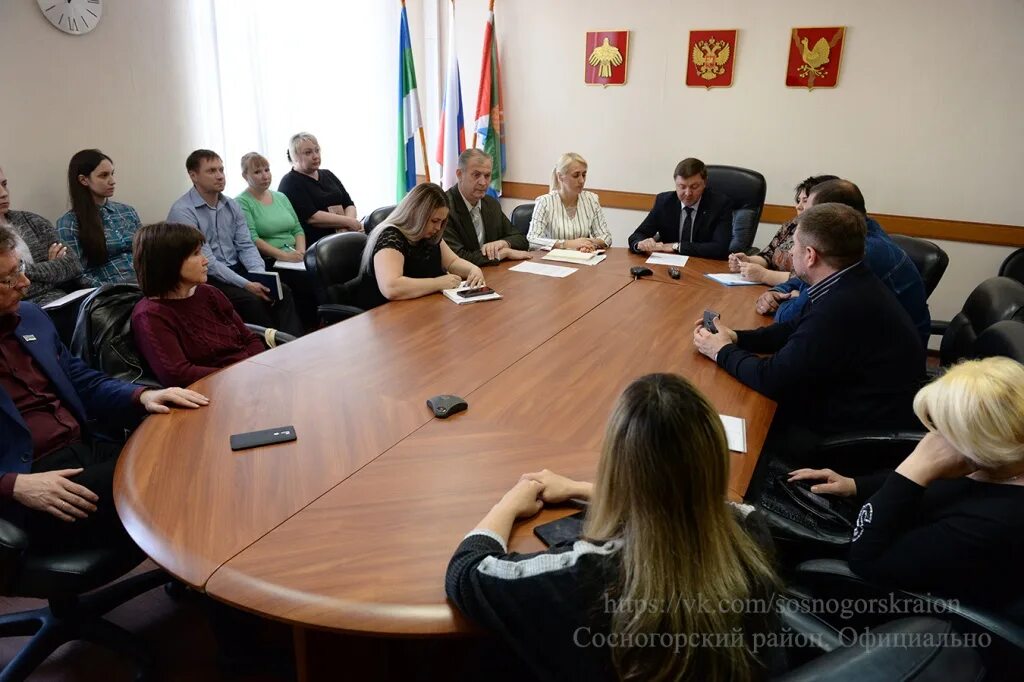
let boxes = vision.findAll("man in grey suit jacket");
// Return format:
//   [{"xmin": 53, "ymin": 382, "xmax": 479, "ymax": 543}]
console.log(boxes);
[{"xmin": 443, "ymin": 150, "xmax": 530, "ymax": 267}]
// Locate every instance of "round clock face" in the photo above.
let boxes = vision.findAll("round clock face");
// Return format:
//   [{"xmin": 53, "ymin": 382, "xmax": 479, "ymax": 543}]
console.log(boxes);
[{"xmin": 37, "ymin": 0, "xmax": 103, "ymax": 36}]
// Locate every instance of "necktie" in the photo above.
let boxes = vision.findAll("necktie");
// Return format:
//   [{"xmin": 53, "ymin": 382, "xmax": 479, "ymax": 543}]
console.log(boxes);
[
  {"xmin": 471, "ymin": 205, "xmax": 485, "ymax": 245},
  {"xmin": 681, "ymin": 206, "xmax": 694, "ymax": 244}
]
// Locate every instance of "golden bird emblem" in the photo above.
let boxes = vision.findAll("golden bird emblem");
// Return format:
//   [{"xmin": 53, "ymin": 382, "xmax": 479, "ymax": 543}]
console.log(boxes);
[
  {"xmin": 799, "ymin": 37, "xmax": 831, "ymax": 78},
  {"xmin": 588, "ymin": 38, "xmax": 623, "ymax": 79},
  {"xmin": 691, "ymin": 37, "xmax": 731, "ymax": 81}
]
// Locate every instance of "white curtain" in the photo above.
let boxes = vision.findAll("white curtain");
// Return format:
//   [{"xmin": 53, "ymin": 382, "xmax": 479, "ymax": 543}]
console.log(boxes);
[{"xmin": 186, "ymin": 0, "xmax": 401, "ymax": 214}]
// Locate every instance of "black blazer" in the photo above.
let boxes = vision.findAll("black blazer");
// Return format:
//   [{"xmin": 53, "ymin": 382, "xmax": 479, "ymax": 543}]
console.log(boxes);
[
  {"xmin": 717, "ymin": 263, "xmax": 926, "ymax": 437},
  {"xmin": 443, "ymin": 187, "xmax": 528, "ymax": 266},
  {"xmin": 628, "ymin": 187, "xmax": 733, "ymax": 259}
]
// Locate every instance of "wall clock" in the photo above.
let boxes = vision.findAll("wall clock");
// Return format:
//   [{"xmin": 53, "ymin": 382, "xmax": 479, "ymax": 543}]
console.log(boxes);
[{"xmin": 37, "ymin": 0, "xmax": 102, "ymax": 36}]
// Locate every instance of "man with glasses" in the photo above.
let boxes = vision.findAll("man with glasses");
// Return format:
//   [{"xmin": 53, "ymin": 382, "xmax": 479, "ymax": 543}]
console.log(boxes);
[{"xmin": 0, "ymin": 226, "xmax": 208, "ymax": 549}]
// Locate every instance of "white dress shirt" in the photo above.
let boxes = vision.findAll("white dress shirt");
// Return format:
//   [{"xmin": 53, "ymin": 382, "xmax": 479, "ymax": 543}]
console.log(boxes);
[{"xmin": 527, "ymin": 191, "xmax": 612, "ymax": 250}]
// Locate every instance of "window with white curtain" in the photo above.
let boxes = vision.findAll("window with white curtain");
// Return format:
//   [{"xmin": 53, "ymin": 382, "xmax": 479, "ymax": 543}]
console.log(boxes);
[{"xmin": 186, "ymin": 0, "xmax": 400, "ymax": 214}]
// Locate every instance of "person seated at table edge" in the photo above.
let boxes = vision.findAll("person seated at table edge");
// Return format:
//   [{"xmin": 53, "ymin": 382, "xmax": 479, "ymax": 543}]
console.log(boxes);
[
  {"xmin": 443, "ymin": 149, "xmax": 530, "ymax": 266},
  {"xmin": 693, "ymin": 202, "xmax": 925, "ymax": 441},
  {"xmin": 131, "ymin": 222, "xmax": 266, "ymax": 388},
  {"xmin": 527, "ymin": 152, "xmax": 612, "ymax": 252},
  {"xmin": 0, "ymin": 224, "xmax": 207, "ymax": 547},
  {"xmin": 629, "ymin": 157, "xmax": 733, "ymax": 260},
  {"xmin": 789, "ymin": 357, "xmax": 1024, "ymax": 610},
  {"xmin": 447, "ymin": 373, "xmax": 782, "ymax": 681}
]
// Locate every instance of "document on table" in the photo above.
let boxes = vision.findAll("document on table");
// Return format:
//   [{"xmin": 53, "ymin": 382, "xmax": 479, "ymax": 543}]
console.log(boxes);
[
  {"xmin": 542, "ymin": 249, "xmax": 606, "ymax": 266},
  {"xmin": 509, "ymin": 261, "xmax": 577, "ymax": 278},
  {"xmin": 41, "ymin": 287, "xmax": 97, "ymax": 310},
  {"xmin": 704, "ymin": 273, "xmax": 764, "ymax": 287},
  {"xmin": 645, "ymin": 253, "xmax": 689, "ymax": 267},
  {"xmin": 719, "ymin": 415, "xmax": 747, "ymax": 453},
  {"xmin": 442, "ymin": 284, "xmax": 503, "ymax": 305},
  {"xmin": 273, "ymin": 259, "xmax": 306, "ymax": 271}
]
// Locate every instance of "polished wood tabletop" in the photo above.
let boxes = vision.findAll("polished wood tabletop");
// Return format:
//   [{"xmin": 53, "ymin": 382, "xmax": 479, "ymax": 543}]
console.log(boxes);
[{"xmin": 115, "ymin": 248, "xmax": 776, "ymax": 634}]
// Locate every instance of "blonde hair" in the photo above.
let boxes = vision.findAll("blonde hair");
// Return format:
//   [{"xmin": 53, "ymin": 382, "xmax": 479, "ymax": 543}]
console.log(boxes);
[
  {"xmin": 287, "ymin": 132, "xmax": 318, "ymax": 164},
  {"xmin": 584, "ymin": 373, "xmax": 777, "ymax": 682},
  {"xmin": 550, "ymin": 152, "xmax": 587, "ymax": 191},
  {"xmin": 913, "ymin": 357, "xmax": 1024, "ymax": 470},
  {"xmin": 359, "ymin": 183, "xmax": 448, "ymax": 273},
  {"xmin": 240, "ymin": 152, "xmax": 268, "ymax": 178}
]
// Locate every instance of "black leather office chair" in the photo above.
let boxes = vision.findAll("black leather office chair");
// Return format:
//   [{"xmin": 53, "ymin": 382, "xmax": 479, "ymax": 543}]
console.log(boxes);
[
  {"xmin": 999, "ymin": 248, "xmax": 1024, "ymax": 284},
  {"xmin": 70, "ymin": 284, "xmax": 160, "ymax": 387},
  {"xmin": 511, "ymin": 203, "xmax": 534, "ymax": 237},
  {"xmin": 303, "ymin": 231, "xmax": 366, "ymax": 325},
  {"xmin": 793, "ymin": 559, "xmax": 1022, "ymax": 680},
  {"xmin": 890, "ymin": 234, "xmax": 949, "ymax": 298},
  {"xmin": 971, "ymin": 319, "xmax": 1024, "ymax": 362},
  {"xmin": 706, "ymin": 165, "xmax": 767, "ymax": 254},
  {"xmin": 934, "ymin": 276, "xmax": 1024, "ymax": 367},
  {"xmin": 362, "ymin": 205, "xmax": 396, "ymax": 234}
]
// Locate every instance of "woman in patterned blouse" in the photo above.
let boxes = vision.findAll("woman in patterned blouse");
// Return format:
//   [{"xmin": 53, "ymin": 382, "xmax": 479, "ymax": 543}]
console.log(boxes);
[
  {"xmin": 727, "ymin": 174, "xmax": 837, "ymax": 285},
  {"xmin": 57, "ymin": 149, "xmax": 142, "ymax": 286},
  {"xmin": 527, "ymin": 153, "xmax": 612, "ymax": 252}
]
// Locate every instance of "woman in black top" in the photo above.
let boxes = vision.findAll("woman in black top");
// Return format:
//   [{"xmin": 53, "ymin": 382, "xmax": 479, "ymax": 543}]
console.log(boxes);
[
  {"xmin": 350, "ymin": 182, "xmax": 484, "ymax": 311},
  {"xmin": 790, "ymin": 357, "xmax": 1024, "ymax": 610},
  {"xmin": 447, "ymin": 373, "xmax": 781, "ymax": 682},
  {"xmin": 277, "ymin": 132, "xmax": 363, "ymax": 244}
]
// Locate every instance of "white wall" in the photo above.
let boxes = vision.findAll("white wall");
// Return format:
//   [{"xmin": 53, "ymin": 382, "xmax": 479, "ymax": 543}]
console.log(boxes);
[{"xmin": 439, "ymin": 0, "xmax": 1024, "ymax": 325}]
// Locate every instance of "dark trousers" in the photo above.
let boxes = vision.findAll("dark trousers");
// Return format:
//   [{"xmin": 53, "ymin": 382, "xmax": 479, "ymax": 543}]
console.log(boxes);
[
  {"xmin": 263, "ymin": 258, "xmax": 319, "ymax": 332},
  {"xmin": 210, "ymin": 266, "xmax": 304, "ymax": 337},
  {"xmin": 26, "ymin": 440, "xmax": 133, "ymax": 553}
]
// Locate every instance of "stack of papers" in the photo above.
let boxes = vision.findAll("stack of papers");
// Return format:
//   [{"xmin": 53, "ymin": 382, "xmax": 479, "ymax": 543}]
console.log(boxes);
[
  {"xmin": 719, "ymin": 415, "xmax": 748, "ymax": 452},
  {"xmin": 645, "ymin": 253, "xmax": 689, "ymax": 267},
  {"xmin": 542, "ymin": 249, "xmax": 606, "ymax": 266},
  {"xmin": 442, "ymin": 284, "xmax": 503, "ymax": 305},
  {"xmin": 509, "ymin": 262, "xmax": 577, "ymax": 278},
  {"xmin": 274, "ymin": 259, "xmax": 306, "ymax": 272},
  {"xmin": 704, "ymin": 273, "xmax": 764, "ymax": 287}
]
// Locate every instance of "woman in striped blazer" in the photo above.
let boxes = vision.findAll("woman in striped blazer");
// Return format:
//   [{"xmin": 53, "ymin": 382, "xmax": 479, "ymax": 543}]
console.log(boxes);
[{"xmin": 527, "ymin": 153, "xmax": 612, "ymax": 252}]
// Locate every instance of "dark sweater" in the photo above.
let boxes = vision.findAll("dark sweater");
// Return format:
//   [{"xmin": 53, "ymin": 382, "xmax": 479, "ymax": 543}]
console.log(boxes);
[
  {"xmin": 717, "ymin": 263, "xmax": 926, "ymax": 436},
  {"xmin": 131, "ymin": 284, "xmax": 264, "ymax": 387},
  {"xmin": 849, "ymin": 472, "xmax": 1024, "ymax": 610}
]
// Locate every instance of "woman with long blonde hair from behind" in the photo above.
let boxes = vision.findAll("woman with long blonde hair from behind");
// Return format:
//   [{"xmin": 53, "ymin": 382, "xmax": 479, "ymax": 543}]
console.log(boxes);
[{"xmin": 447, "ymin": 373, "xmax": 781, "ymax": 681}]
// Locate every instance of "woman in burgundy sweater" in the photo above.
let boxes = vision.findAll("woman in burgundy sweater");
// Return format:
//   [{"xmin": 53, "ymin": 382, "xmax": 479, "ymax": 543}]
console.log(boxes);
[{"xmin": 131, "ymin": 222, "xmax": 265, "ymax": 387}]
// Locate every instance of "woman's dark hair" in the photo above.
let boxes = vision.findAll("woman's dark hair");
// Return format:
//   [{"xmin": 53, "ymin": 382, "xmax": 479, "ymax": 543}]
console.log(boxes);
[
  {"xmin": 67, "ymin": 149, "xmax": 113, "ymax": 267},
  {"xmin": 133, "ymin": 222, "xmax": 206, "ymax": 297},
  {"xmin": 794, "ymin": 174, "xmax": 839, "ymax": 203}
]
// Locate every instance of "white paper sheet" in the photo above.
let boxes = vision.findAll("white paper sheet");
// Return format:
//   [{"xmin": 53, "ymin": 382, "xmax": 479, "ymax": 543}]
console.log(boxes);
[
  {"xmin": 704, "ymin": 273, "xmax": 764, "ymax": 287},
  {"xmin": 509, "ymin": 261, "xmax": 577, "ymax": 278},
  {"xmin": 442, "ymin": 284, "xmax": 503, "ymax": 305},
  {"xmin": 719, "ymin": 415, "xmax": 748, "ymax": 453},
  {"xmin": 41, "ymin": 287, "xmax": 97, "ymax": 310},
  {"xmin": 645, "ymin": 253, "xmax": 689, "ymax": 267},
  {"xmin": 273, "ymin": 259, "xmax": 306, "ymax": 271}
]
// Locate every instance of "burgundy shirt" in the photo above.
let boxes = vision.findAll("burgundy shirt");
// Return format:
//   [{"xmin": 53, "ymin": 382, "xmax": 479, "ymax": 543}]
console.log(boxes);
[
  {"xmin": 131, "ymin": 284, "xmax": 265, "ymax": 388},
  {"xmin": 0, "ymin": 313, "xmax": 83, "ymax": 497}
]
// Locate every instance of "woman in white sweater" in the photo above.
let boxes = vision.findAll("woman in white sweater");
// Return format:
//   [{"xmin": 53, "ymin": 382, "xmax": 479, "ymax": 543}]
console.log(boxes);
[{"xmin": 528, "ymin": 153, "xmax": 612, "ymax": 251}]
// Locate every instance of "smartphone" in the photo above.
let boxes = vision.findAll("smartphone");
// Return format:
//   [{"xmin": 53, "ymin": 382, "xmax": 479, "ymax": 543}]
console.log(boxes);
[
  {"xmin": 703, "ymin": 310, "xmax": 720, "ymax": 333},
  {"xmin": 533, "ymin": 511, "xmax": 585, "ymax": 547},
  {"xmin": 230, "ymin": 426, "xmax": 297, "ymax": 451},
  {"xmin": 456, "ymin": 286, "xmax": 495, "ymax": 299}
]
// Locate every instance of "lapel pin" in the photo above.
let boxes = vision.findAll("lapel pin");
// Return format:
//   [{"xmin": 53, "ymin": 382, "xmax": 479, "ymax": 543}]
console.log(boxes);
[{"xmin": 22, "ymin": 335, "xmax": 37, "ymax": 342}]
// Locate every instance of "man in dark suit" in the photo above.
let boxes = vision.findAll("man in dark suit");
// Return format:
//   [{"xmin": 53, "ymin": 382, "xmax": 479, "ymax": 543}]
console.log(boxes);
[
  {"xmin": 443, "ymin": 149, "xmax": 531, "ymax": 266},
  {"xmin": 628, "ymin": 157, "xmax": 734, "ymax": 259},
  {"xmin": 0, "ymin": 226, "xmax": 208, "ymax": 549},
  {"xmin": 693, "ymin": 203, "xmax": 925, "ymax": 446}
]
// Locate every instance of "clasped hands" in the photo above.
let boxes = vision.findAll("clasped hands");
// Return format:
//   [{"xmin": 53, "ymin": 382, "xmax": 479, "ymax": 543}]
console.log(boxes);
[
  {"xmin": 634, "ymin": 238, "xmax": 674, "ymax": 254},
  {"xmin": 494, "ymin": 470, "xmax": 592, "ymax": 520},
  {"xmin": 728, "ymin": 253, "xmax": 769, "ymax": 282},
  {"xmin": 691, "ymin": 316, "xmax": 737, "ymax": 361}
]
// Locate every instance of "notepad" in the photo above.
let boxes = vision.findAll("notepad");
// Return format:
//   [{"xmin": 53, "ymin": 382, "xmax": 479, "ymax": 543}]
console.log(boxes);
[
  {"xmin": 442, "ymin": 284, "xmax": 503, "ymax": 305},
  {"xmin": 273, "ymin": 259, "xmax": 306, "ymax": 272},
  {"xmin": 645, "ymin": 253, "xmax": 689, "ymax": 267},
  {"xmin": 719, "ymin": 415, "xmax": 748, "ymax": 453},
  {"xmin": 704, "ymin": 273, "xmax": 764, "ymax": 287},
  {"xmin": 246, "ymin": 271, "xmax": 283, "ymax": 301},
  {"xmin": 509, "ymin": 262, "xmax": 577, "ymax": 278},
  {"xmin": 542, "ymin": 249, "xmax": 606, "ymax": 266},
  {"xmin": 41, "ymin": 287, "xmax": 97, "ymax": 310}
]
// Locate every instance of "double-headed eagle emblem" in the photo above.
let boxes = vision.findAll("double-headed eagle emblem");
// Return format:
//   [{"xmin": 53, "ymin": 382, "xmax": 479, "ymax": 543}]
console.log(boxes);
[
  {"xmin": 691, "ymin": 36, "xmax": 731, "ymax": 80},
  {"xmin": 588, "ymin": 38, "xmax": 624, "ymax": 79}
]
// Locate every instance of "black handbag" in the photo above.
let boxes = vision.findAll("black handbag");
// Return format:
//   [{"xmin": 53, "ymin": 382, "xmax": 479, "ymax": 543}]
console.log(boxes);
[{"xmin": 755, "ymin": 459, "xmax": 859, "ymax": 547}]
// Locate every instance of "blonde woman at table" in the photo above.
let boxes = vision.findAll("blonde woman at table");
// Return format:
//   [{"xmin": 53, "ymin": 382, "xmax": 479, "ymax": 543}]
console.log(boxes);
[
  {"xmin": 350, "ymin": 183, "xmax": 485, "ymax": 311},
  {"xmin": 446, "ymin": 373, "xmax": 781, "ymax": 681},
  {"xmin": 527, "ymin": 153, "xmax": 612, "ymax": 252}
]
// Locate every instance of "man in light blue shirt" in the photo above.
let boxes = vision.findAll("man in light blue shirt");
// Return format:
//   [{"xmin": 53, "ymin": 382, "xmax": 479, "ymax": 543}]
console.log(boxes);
[{"xmin": 168, "ymin": 150, "xmax": 303, "ymax": 336}]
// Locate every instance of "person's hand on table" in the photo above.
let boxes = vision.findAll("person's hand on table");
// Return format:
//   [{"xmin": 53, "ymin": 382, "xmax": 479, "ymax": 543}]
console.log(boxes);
[
  {"xmin": 728, "ymin": 252, "xmax": 751, "ymax": 273},
  {"xmin": 13, "ymin": 470, "xmax": 98, "ymax": 522},
  {"xmin": 481, "ymin": 240, "xmax": 509, "ymax": 261},
  {"xmin": 140, "ymin": 387, "xmax": 210, "ymax": 414},
  {"xmin": 464, "ymin": 266, "xmax": 486, "ymax": 288},
  {"xmin": 437, "ymin": 273, "xmax": 463, "ymax": 290},
  {"xmin": 521, "ymin": 469, "xmax": 592, "ymax": 504},
  {"xmin": 739, "ymin": 261, "xmax": 767, "ymax": 283},
  {"xmin": 499, "ymin": 247, "xmax": 532, "ymax": 261},
  {"xmin": 634, "ymin": 238, "xmax": 658, "ymax": 254},
  {"xmin": 692, "ymin": 317, "xmax": 737, "ymax": 360},
  {"xmin": 563, "ymin": 238, "xmax": 595, "ymax": 253},
  {"xmin": 495, "ymin": 478, "xmax": 545, "ymax": 519},
  {"xmin": 788, "ymin": 468, "xmax": 857, "ymax": 497}
]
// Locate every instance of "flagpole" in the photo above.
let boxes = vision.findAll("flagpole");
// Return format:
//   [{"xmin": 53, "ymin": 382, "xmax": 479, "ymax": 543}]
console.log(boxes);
[
  {"xmin": 402, "ymin": 0, "xmax": 430, "ymax": 183},
  {"xmin": 471, "ymin": 0, "xmax": 495, "ymax": 150}
]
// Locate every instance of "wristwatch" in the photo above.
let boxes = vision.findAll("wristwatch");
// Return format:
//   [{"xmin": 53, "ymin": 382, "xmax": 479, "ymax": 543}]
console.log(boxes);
[{"xmin": 672, "ymin": 242, "xmax": 680, "ymax": 252}]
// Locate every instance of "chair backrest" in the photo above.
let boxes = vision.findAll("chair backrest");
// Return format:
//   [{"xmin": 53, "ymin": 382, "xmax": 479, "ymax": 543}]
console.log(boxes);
[
  {"xmin": 940, "ymin": 276, "xmax": 1024, "ymax": 366},
  {"xmin": 999, "ymin": 247, "xmax": 1024, "ymax": 284},
  {"xmin": 69, "ymin": 283, "xmax": 161, "ymax": 386},
  {"xmin": 363, "ymin": 205, "xmax": 396, "ymax": 234},
  {"xmin": 511, "ymin": 203, "xmax": 534, "ymax": 237},
  {"xmin": 971, "ymin": 319, "xmax": 1024, "ymax": 363},
  {"xmin": 706, "ymin": 165, "xmax": 767, "ymax": 254},
  {"xmin": 889, "ymin": 234, "xmax": 949, "ymax": 298},
  {"xmin": 304, "ymin": 231, "xmax": 368, "ymax": 305}
]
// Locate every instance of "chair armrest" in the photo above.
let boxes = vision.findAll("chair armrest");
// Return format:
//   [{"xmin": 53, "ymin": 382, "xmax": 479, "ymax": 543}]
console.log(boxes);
[
  {"xmin": 318, "ymin": 304, "xmax": 363, "ymax": 325},
  {"xmin": 813, "ymin": 431, "xmax": 925, "ymax": 476},
  {"xmin": 0, "ymin": 517, "xmax": 28, "ymax": 555},
  {"xmin": 244, "ymin": 324, "xmax": 297, "ymax": 348},
  {"xmin": 930, "ymin": 319, "xmax": 949, "ymax": 337}
]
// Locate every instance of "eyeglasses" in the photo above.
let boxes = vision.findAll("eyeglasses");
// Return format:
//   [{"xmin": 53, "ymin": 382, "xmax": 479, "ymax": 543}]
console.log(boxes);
[{"xmin": 0, "ymin": 260, "xmax": 26, "ymax": 288}]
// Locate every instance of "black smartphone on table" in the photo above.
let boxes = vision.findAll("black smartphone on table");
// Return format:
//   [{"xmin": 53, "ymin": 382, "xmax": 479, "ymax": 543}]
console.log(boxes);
[
  {"xmin": 457, "ymin": 286, "xmax": 496, "ymax": 299},
  {"xmin": 533, "ymin": 511, "xmax": 585, "ymax": 547},
  {"xmin": 230, "ymin": 426, "xmax": 297, "ymax": 451},
  {"xmin": 703, "ymin": 310, "xmax": 720, "ymax": 333}
]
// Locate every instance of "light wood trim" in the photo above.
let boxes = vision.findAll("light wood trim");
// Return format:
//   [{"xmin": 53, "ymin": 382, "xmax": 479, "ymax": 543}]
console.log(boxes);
[{"xmin": 491, "ymin": 180, "xmax": 1024, "ymax": 248}]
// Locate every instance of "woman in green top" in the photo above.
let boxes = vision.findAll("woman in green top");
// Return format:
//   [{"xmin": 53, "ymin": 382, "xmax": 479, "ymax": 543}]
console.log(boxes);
[{"xmin": 236, "ymin": 152, "xmax": 306, "ymax": 265}]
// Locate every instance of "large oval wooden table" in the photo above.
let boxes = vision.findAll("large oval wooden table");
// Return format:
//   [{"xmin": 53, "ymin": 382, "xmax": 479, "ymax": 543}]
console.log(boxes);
[{"xmin": 114, "ymin": 248, "xmax": 776, "ymax": 662}]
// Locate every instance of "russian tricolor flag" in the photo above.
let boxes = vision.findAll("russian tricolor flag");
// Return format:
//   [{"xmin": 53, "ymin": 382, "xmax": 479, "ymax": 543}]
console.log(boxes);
[{"xmin": 435, "ymin": 0, "xmax": 465, "ymax": 190}]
